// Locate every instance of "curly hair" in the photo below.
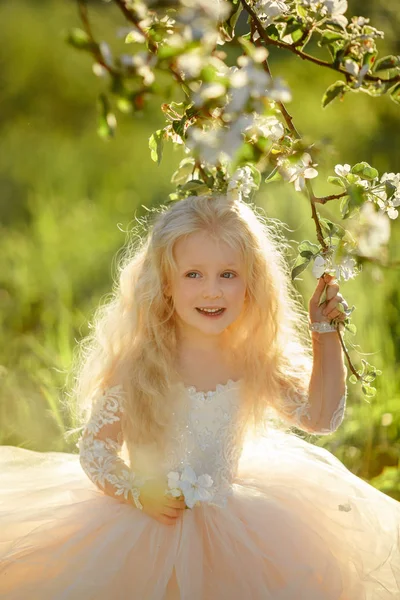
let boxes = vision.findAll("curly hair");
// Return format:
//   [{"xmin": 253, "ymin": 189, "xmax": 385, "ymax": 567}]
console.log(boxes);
[{"xmin": 68, "ymin": 194, "xmax": 313, "ymax": 445}]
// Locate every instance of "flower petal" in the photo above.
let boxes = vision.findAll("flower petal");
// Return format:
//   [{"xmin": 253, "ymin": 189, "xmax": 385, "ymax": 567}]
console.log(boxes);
[
  {"xmin": 181, "ymin": 465, "xmax": 197, "ymax": 484},
  {"xmin": 197, "ymin": 474, "xmax": 214, "ymax": 488},
  {"xmin": 184, "ymin": 488, "xmax": 197, "ymax": 509}
]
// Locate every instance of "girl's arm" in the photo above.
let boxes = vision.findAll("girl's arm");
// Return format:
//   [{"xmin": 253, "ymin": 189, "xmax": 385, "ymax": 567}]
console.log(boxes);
[
  {"xmin": 280, "ymin": 330, "xmax": 347, "ymax": 436},
  {"xmin": 78, "ymin": 384, "xmax": 144, "ymax": 509},
  {"xmin": 278, "ymin": 274, "xmax": 348, "ymax": 436}
]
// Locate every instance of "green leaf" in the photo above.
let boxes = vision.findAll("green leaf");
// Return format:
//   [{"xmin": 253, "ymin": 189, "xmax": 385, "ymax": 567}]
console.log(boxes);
[
  {"xmin": 300, "ymin": 250, "xmax": 314, "ymax": 259},
  {"xmin": 340, "ymin": 196, "xmax": 351, "ymax": 219},
  {"xmin": 200, "ymin": 64, "xmax": 218, "ymax": 83},
  {"xmin": 66, "ymin": 28, "xmax": 96, "ymax": 52},
  {"xmin": 97, "ymin": 94, "xmax": 116, "ymax": 140},
  {"xmin": 318, "ymin": 31, "xmax": 343, "ymax": 46},
  {"xmin": 319, "ymin": 218, "xmax": 338, "ymax": 239},
  {"xmin": 172, "ymin": 118, "xmax": 187, "ymax": 138},
  {"xmin": 389, "ymin": 83, "xmax": 400, "ymax": 105},
  {"xmin": 291, "ymin": 259, "xmax": 310, "ymax": 280},
  {"xmin": 265, "ymin": 24, "xmax": 280, "ymax": 41},
  {"xmin": 298, "ymin": 240, "xmax": 319, "ymax": 254},
  {"xmin": 361, "ymin": 384, "xmax": 377, "ymax": 398},
  {"xmin": 296, "ymin": 4, "xmax": 308, "ymax": 19},
  {"xmin": 327, "ymin": 176, "xmax": 346, "ymax": 187},
  {"xmin": 181, "ymin": 179, "xmax": 210, "ymax": 195},
  {"xmin": 264, "ymin": 167, "xmax": 282, "ymax": 184},
  {"xmin": 351, "ymin": 162, "xmax": 378, "ymax": 180},
  {"xmin": 157, "ymin": 44, "xmax": 186, "ymax": 60},
  {"xmin": 363, "ymin": 167, "xmax": 379, "ymax": 180},
  {"xmin": 349, "ymin": 374, "xmax": 358, "ymax": 384},
  {"xmin": 385, "ymin": 180, "xmax": 397, "ymax": 200},
  {"xmin": 374, "ymin": 55, "xmax": 400, "ymax": 72},
  {"xmin": 347, "ymin": 184, "xmax": 366, "ymax": 211},
  {"xmin": 284, "ymin": 18, "xmax": 304, "ymax": 37},
  {"xmin": 345, "ymin": 323, "xmax": 357, "ymax": 335},
  {"xmin": 149, "ymin": 129, "xmax": 164, "ymax": 165},
  {"xmin": 171, "ymin": 158, "xmax": 196, "ymax": 185},
  {"xmin": 322, "ymin": 81, "xmax": 347, "ymax": 108},
  {"xmin": 228, "ymin": 3, "xmax": 243, "ymax": 32},
  {"xmin": 246, "ymin": 164, "xmax": 261, "ymax": 189},
  {"xmin": 351, "ymin": 161, "xmax": 370, "ymax": 174}
]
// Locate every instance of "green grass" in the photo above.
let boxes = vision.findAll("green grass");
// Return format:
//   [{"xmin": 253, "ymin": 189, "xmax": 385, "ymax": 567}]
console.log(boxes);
[{"xmin": 0, "ymin": 0, "xmax": 399, "ymax": 500}]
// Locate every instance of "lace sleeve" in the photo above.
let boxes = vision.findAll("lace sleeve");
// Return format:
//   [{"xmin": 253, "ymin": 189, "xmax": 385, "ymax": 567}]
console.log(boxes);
[
  {"xmin": 278, "ymin": 385, "xmax": 347, "ymax": 436},
  {"xmin": 77, "ymin": 384, "xmax": 144, "ymax": 509}
]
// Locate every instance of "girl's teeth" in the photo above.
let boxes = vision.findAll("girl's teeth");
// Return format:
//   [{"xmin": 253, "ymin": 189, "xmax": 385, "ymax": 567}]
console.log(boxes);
[{"xmin": 197, "ymin": 308, "xmax": 224, "ymax": 315}]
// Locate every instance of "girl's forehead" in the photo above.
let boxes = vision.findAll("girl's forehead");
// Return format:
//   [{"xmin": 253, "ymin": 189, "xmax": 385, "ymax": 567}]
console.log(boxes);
[{"xmin": 173, "ymin": 231, "xmax": 243, "ymax": 267}]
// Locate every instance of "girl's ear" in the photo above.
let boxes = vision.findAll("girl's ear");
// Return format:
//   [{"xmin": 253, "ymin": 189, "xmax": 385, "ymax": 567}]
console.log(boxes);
[{"xmin": 164, "ymin": 281, "xmax": 172, "ymax": 298}]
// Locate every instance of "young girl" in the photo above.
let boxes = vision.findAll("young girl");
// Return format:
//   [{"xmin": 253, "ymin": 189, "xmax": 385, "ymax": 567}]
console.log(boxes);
[{"xmin": 0, "ymin": 193, "xmax": 399, "ymax": 599}]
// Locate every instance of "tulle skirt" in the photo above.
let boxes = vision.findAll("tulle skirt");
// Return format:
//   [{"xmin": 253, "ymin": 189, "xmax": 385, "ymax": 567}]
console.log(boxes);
[{"xmin": 0, "ymin": 430, "xmax": 399, "ymax": 600}]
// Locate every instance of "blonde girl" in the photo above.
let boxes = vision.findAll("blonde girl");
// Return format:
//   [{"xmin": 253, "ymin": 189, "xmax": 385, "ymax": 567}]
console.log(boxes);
[{"xmin": 0, "ymin": 193, "xmax": 399, "ymax": 599}]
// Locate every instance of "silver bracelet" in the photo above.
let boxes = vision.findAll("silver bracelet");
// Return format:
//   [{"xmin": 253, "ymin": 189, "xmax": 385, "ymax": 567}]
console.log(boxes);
[{"xmin": 309, "ymin": 321, "xmax": 337, "ymax": 333}]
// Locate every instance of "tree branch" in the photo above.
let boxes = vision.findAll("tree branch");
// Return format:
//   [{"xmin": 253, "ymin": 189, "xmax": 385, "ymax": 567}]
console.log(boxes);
[
  {"xmin": 240, "ymin": 0, "xmax": 400, "ymax": 86},
  {"xmin": 313, "ymin": 191, "xmax": 347, "ymax": 204}
]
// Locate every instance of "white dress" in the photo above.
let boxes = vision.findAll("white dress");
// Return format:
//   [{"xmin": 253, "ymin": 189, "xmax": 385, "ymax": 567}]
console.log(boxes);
[{"xmin": 0, "ymin": 379, "xmax": 399, "ymax": 599}]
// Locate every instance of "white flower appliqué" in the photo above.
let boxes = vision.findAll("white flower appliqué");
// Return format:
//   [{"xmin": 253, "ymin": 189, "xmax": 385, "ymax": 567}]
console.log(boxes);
[{"xmin": 167, "ymin": 465, "xmax": 214, "ymax": 509}]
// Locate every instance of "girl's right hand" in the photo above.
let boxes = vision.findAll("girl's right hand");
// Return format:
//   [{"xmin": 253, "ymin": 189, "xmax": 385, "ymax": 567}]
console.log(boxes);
[{"xmin": 138, "ymin": 479, "xmax": 187, "ymax": 526}]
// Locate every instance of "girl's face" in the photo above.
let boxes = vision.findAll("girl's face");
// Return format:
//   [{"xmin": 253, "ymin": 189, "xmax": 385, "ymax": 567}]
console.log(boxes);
[{"xmin": 167, "ymin": 231, "xmax": 247, "ymax": 341}]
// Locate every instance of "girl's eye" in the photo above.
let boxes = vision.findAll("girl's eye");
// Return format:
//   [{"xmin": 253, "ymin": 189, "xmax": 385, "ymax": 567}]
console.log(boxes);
[{"xmin": 185, "ymin": 271, "xmax": 236, "ymax": 279}]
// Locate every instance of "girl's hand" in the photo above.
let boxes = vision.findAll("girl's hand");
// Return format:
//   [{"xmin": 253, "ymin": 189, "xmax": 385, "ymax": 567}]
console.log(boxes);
[
  {"xmin": 309, "ymin": 273, "xmax": 349, "ymax": 324},
  {"xmin": 138, "ymin": 479, "xmax": 186, "ymax": 526}
]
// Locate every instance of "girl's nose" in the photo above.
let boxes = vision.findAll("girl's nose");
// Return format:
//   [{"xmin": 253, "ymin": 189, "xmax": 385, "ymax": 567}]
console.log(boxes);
[{"xmin": 202, "ymin": 279, "xmax": 223, "ymax": 299}]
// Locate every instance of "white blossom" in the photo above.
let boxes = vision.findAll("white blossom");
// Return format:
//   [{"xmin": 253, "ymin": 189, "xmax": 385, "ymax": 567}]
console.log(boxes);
[
  {"xmin": 312, "ymin": 252, "xmax": 358, "ymax": 281},
  {"xmin": 99, "ymin": 42, "xmax": 113, "ymax": 67},
  {"xmin": 245, "ymin": 114, "xmax": 285, "ymax": 142},
  {"xmin": 312, "ymin": 255, "xmax": 326, "ymax": 278},
  {"xmin": 334, "ymin": 255, "xmax": 357, "ymax": 281},
  {"xmin": 167, "ymin": 471, "xmax": 183, "ymax": 498},
  {"xmin": 186, "ymin": 115, "xmax": 253, "ymax": 165},
  {"xmin": 301, "ymin": 0, "xmax": 348, "ymax": 27},
  {"xmin": 167, "ymin": 466, "xmax": 214, "ymax": 509},
  {"xmin": 226, "ymin": 61, "xmax": 270, "ymax": 114},
  {"xmin": 227, "ymin": 166, "xmax": 258, "ymax": 201},
  {"xmin": 119, "ymin": 51, "xmax": 156, "ymax": 85},
  {"xmin": 343, "ymin": 60, "xmax": 369, "ymax": 87},
  {"xmin": 225, "ymin": 59, "xmax": 291, "ymax": 116},
  {"xmin": 180, "ymin": 0, "xmax": 231, "ymax": 22},
  {"xmin": 253, "ymin": 0, "xmax": 289, "ymax": 22},
  {"xmin": 186, "ymin": 127, "xmax": 223, "ymax": 164},
  {"xmin": 278, "ymin": 153, "xmax": 318, "ymax": 192},
  {"xmin": 375, "ymin": 172, "xmax": 400, "ymax": 219},
  {"xmin": 334, "ymin": 163, "xmax": 351, "ymax": 177},
  {"xmin": 347, "ymin": 202, "xmax": 391, "ymax": 257},
  {"xmin": 176, "ymin": 53, "xmax": 203, "ymax": 78},
  {"xmin": 92, "ymin": 63, "xmax": 107, "ymax": 78}
]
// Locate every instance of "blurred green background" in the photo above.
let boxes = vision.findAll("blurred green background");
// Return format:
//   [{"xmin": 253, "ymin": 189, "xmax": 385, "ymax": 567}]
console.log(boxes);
[{"xmin": 0, "ymin": 0, "xmax": 399, "ymax": 499}]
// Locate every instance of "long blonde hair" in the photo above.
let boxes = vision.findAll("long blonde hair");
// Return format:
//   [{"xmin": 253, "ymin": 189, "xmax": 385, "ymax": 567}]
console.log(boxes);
[{"xmin": 69, "ymin": 194, "xmax": 313, "ymax": 444}]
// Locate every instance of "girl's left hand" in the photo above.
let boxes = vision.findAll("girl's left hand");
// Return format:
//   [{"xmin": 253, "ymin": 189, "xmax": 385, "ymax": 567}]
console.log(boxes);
[{"xmin": 309, "ymin": 273, "xmax": 349, "ymax": 324}]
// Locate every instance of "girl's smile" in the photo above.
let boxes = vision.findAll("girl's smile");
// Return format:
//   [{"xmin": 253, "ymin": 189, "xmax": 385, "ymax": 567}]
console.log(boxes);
[
  {"xmin": 166, "ymin": 231, "xmax": 247, "ymax": 340},
  {"xmin": 195, "ymin": 307, "xmax": 226, "ymax": 317}
]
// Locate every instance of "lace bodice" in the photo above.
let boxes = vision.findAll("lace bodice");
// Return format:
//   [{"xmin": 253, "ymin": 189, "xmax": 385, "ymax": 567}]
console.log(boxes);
[{"xmin": 78, "ymin": 379, "xmax": 347, "ymax": 510}]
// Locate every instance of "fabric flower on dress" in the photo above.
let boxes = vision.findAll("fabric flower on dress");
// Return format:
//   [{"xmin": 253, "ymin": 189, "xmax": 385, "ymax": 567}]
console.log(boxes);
[{"xmin": 167, "ymin": 465, "xmax": 214, "ymax": 508}]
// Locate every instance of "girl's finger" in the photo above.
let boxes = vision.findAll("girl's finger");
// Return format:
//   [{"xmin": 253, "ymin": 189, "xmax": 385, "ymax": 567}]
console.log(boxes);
[
  {"xmin": 162, "ymin": 507, "xmax": 182, "ymax": 518},
  {"xmin": 323, "ymin": 297, "xmax": 340, "ymax": 315},
  {"xmin": 309, "ymin": 277, "xmax": 327, "ymax": 307},
  {"xmin": 325, "ymin": 281, "xmax": 340, "ymax": 301},
  {"xmin": 165, "ymin": 497, "xmax": 186, "ymax": 510},
  {"xmin": 326, "ymin": 308, "xmax": 345, "ymax": 320}
]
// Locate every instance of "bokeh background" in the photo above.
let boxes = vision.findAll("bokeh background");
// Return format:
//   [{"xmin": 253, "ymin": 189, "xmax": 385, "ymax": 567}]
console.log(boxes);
[{"xmin": 1, "ymin": 0, "xmax": 399, "ymax": 499}]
